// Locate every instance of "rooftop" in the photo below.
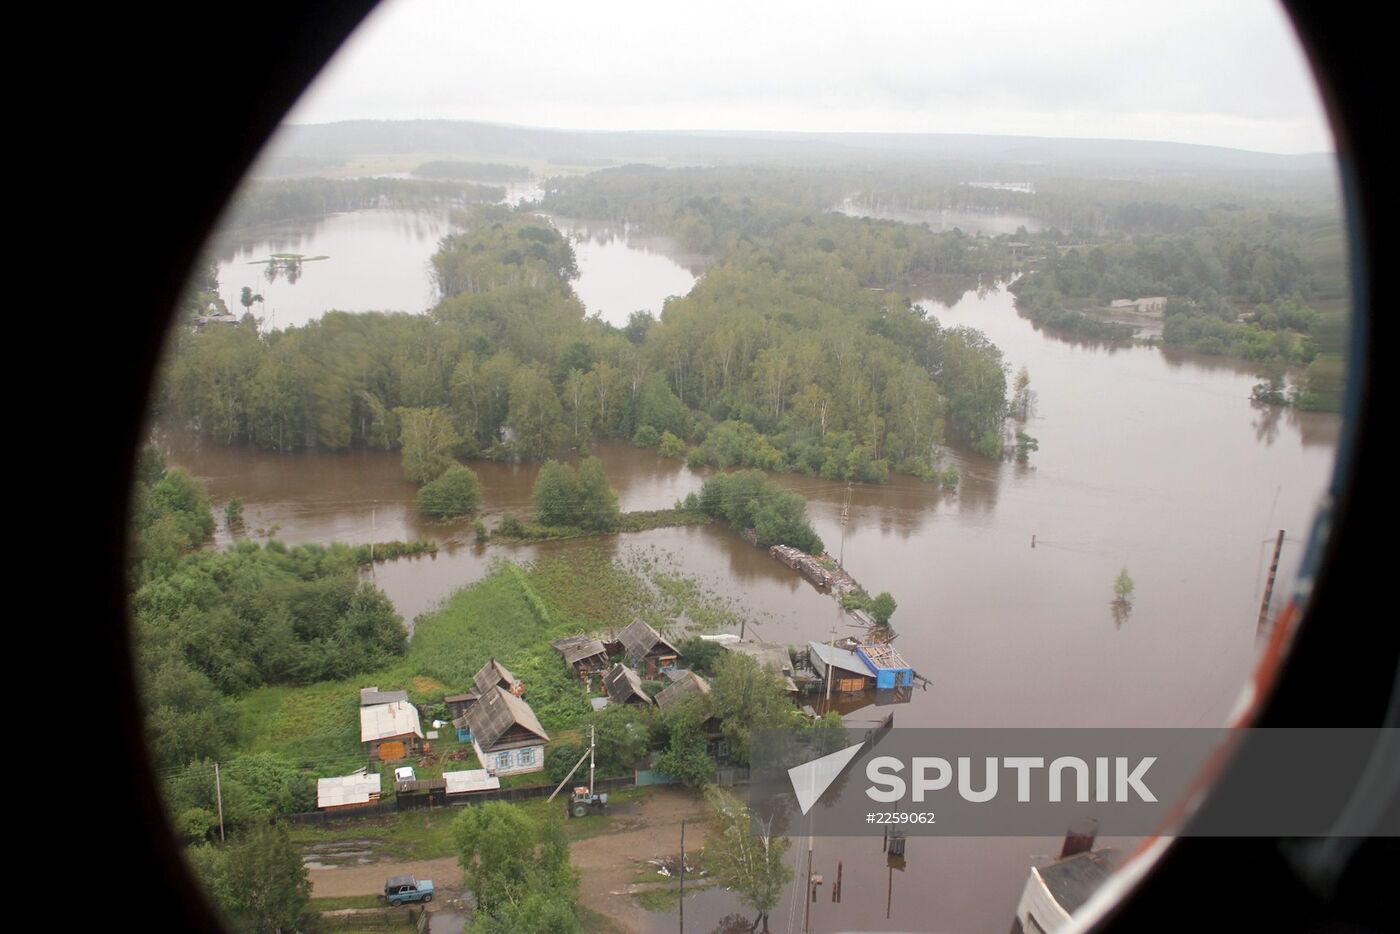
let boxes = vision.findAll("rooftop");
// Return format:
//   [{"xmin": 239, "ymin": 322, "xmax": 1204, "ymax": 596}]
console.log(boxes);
[
  {"xmin": 655, "ymin": 670, "xmax": 711, "ymax": 710},
  {"xmin": 317, "ymin": 772, "xmax": 382, "ymax": 808},
  {"xmin": 359, "ymin": 700, "xmax": 423, "ymax": 743},
  {"xmin": 464, "ymin": 685, "xmax": 549, "ymax": 750},
  {"xmin": 444, "ymin": 769, "xmax": 502, "ymax": 795},
  {"xmin": 1037, "ymin": 849, "xmax": 1123, "ymax": 915},
  {"xmin": 360, "ymin": 686, "xmax": 410, "ymax": 707}
]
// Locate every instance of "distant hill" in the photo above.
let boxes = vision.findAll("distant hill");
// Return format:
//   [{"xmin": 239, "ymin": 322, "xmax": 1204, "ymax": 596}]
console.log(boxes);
[{"xmin": 256, "ymin": 118, "xmax": 1335, "ymax": 179}]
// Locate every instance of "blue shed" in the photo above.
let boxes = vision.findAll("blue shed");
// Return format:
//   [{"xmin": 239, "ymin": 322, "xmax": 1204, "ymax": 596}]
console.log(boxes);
[{"xmin": 856, "ymin": 643, "xmax": 914, "ymax": 689}]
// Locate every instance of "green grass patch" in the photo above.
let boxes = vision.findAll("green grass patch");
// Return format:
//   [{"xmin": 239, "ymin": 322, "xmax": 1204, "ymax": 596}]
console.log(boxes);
[
  {"xmin": 291, "ymin": 808, "xmax": 461, "ymax": 861},
  {"xmin": 577, "ymin": 905, "xmax": 631, "ymax": 934},
  {"xmin": 310, "ymin": 895, "xmax": 386, "ymax": 912}
]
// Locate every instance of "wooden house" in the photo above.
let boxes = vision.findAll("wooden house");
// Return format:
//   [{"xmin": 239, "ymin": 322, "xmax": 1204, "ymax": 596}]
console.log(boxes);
[
  {"xmin": 359, "ymin": 699, "xmax": 423, "ymax": 760},
  {"xmin": 464, "ymin": 685, "xmax": 549, "ymax": 776},
  {"xmin": 473, "ymin": 658, "xmax": 524, "ymax": 698},
  {"xmin": 612, "ymin": 619, "xmax": 681, "ymax": 679},
  {"xmin": 808, "ymin": 641, "xmax": 876, "ymax": 693},
  {"xmin": 604, "ymin": 663, "xmax": 654, "ymax": 707},
  {"xmin": 1011, "ymin": 845, "xmax": 1122, "ymax": 932},
  {"xmin": 444, "ymin": 692, "xmax": 479, "ymax": 721},
  {"xmin": 550, "ymin": 635, "xmax": 610, "ymax": 679},
  {"xmin": 655, "ymin": 671, "xmax": 728, "ymax": 762}
]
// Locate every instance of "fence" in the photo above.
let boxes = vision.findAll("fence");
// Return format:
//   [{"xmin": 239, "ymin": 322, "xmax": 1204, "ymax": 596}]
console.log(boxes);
[{"xmin": 288, "ymin": 775, "xmax": 638, "ymax": 826}]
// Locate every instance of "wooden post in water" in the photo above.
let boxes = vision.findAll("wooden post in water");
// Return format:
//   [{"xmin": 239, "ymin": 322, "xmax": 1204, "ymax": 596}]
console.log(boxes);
[{"xmin": 1257, "ymin": 530, "xmax": 1286, "ymax": 631}]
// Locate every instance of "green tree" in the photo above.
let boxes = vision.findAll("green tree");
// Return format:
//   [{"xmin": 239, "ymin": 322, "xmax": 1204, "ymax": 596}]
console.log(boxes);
[
  {"xmin": 453, "ymin": 802, "xmax": 580, "ymax": 930},
  {"xmin": 869, "ymin": 592, "xmax": 897, "ymax": 626},
  {"xmin": 507, "ymin": 365, "xmax": 566, "ymax": 459},
  {"xmin": 417, "ymin": 464, "xmax": 482, "ymax": 518},
  {"xmin": 224, "ymin": 495, "xmax": 244, "ymax": 531},
  {"xmin": 1114, "ymin": 566, "xmax": 1135, "ymax": 605},
  {"xmin": 205, "ymin": 823, "xmax": 311, "ymax": 934},
  {"xmin": 574, "ymin": 457, "xmax": 620, "ymax": 532},
  {"xmin": 533, "ymin": 460, "xmax": 579, "ymax": 528},
  {"xmin": 709, "ymin": 652, "xmax": 799, "ymax": 765},
  {"xmin": 396, "ymin": 406, "xmax": 461, "ymax": 484},
  {"xmin": 704, "ymin": 786, "xmax": 792, "ymax": 932}
]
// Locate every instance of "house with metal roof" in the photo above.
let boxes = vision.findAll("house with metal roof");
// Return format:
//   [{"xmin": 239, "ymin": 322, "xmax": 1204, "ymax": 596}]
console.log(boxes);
[
  {"xmin": 612, "ymin": 619, "xmax": 681, "ymax": 678},
  {"xmin": 1011, "ymin": 847, "xmax": 1122, "ymax": 932},
  {"xmin": 316, "ymin": 771, "xmax": 383, "ymax": 810},
  {"xmin": 473, "ymin": 658, "xmax": 524, "ymax": 698},
  {"xmin": 808, "ymin": 641, "xmax": 876, "ymax": 693},
  {"xmin": 359, "ymin": 699, "xmax": 424, "ymax": 760},
  {"xmin": 464, "ymin": 685, "xmax": 549, "ymax": 776},
  {"xmin": 604, "ymin": 663, "xmax": 654, "ymax": 707},
  {"xmin": 855, "ymin": 643, "xmax": 914, "ymax": 689}
]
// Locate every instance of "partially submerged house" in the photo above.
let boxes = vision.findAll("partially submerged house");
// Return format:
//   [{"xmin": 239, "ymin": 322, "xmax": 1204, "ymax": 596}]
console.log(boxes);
[
  {"xmin": 855, "ymin": 643, "xmax": 914, "ymax": 689},
  {"xmin": 473, "ymin": 659, "xmax": 525, "ymax": 698},
  {"xmin": 464, "ymin": 685, "xmax": 550, "ymax": 776},
  {"xmin": 316, "ymin": 771, "xmax": 382, "ymax": 811},
  {"xmin": 604, "ymin": 663, "xmax": 654, "ymax": 707},
  {"xmin": 360, "ymin": 699, "xmax": 424, "ymax": 760},
  {"xmin": 722, "ymin": 640, "xmax": 799, "ymax": 692},
  {"xmin": 550, "ymin": 635, "xmax": 610, "ymax": 679},
  {"xmin": 612, "ymin": 619, "xmax": 681, "ymax": 678},
  {"xmin": 1011, "ymin": 845, "xmax": 1122, "ymax": 933},
  {"xmin": 808, "ymin": 641, "xmax": 877, "ymax": 693}
]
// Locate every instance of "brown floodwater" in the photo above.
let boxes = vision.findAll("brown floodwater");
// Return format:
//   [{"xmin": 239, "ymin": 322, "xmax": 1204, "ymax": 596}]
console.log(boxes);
[{"xmin": 153, "ymin": 271, "xmax": 1342, "ymax": 932}]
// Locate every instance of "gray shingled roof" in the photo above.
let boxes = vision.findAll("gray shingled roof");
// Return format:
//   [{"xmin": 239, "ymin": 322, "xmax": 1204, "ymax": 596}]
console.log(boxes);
[
  {"xmin": 604, "ymin": 663, "xmax": 653, "ymax": 706},
  {"xmin": 551, "ymin": 635, "xmax": 609, "ymax": 667},
  {"xmin": 723, "ymin": 640, "xmax": 793, "ymax": 674},
  {"xmin": 472, "ymin": 659, "xmax": 520, "ymax": 698},
  {"xmin": 655, "ymin": 670, "xmax": 711, "ymax": 710},
  {"xmin": 617, "ymin": 619, "xmax": 680, "ymax": 665},
  {"xmin": 464, "ymin": 685, "xmax": 549, "ymax": 750}
]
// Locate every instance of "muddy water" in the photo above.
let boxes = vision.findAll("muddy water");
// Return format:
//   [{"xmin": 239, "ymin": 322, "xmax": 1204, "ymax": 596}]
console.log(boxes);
[
  {"xmin": 156, "ymin": 278, "xmax": 1340, "ymax": 931},
  {"xmin": 550, "ymin": 216, "xmax": 705, "ymax": 327},
  {"xmin": 832, "ymin": 199, "xmax": 1043, "ymax": 236}
]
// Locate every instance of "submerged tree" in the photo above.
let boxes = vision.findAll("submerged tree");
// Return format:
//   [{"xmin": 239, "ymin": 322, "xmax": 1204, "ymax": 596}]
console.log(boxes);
[
  {"xmin": 1114, "ymin": 566, "xmax": 1135, "ymax": 606},
  {"xmin": 705, "ymin": 786, "xmax": 792, "ymax": 932}
]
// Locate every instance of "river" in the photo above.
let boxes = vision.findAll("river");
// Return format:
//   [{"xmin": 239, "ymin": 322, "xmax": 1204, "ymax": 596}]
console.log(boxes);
[{"xmin": 168, "ymin": 206, "xmax": 1341, "ymax": 932}]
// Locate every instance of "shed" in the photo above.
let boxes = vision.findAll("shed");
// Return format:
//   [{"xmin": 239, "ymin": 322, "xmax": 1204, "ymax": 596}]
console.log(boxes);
[
  {"xmin": 444, "ymin": 768, "xmax": 502, "ymax": 796},
  {"xmin": 473, "ymin": 658, "xmax": 524, "ymax": 698},
  {"xmin": 444, "ymin": 693, "xmax": 479, "ymax": 721},
  {"xmin": 604, "ymin": 663, "xmax": 653, "ymax": 706},
  {"xmin": 316, "ymin": 771, "xmax": 382, "ymax": 810},
  {"xmin": 613, "ymin": 619, "xmax": 681, "ymax": 679},
  {"xmin": 464, "ymin": 685, "xmax": 549, "ymax": 776},
  {"xmin": 855, "ymin": 643, "xmax": 914, "ymax": 689},
  {"xmin": 550, "ymin": 635, "xmax": 610, "ymax": 676},
  {"xmin": 655, "ymin": 670, "xmax": 711, "ymax": 710},
  {"xmin": 360, "ymin": 700, "xmax": 424, "ymax": 759},
  {"xmin": 808, "ymin": 641, "xmax": 876, "ymax": 693},
  {"xmin": 360, "ymin": 686, "xmax": 410, "ymax": 706}
]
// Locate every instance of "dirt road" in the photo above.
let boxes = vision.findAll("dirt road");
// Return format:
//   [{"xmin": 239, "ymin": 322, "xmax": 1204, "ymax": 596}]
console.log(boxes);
[{"xmin": 304, "ymin": 787, "xmax": 711, "ymax": 929}]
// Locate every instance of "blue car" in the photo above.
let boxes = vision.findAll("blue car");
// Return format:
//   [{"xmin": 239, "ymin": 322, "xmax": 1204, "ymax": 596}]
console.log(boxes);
[{"xmin": 384, "ymin": 875, "xmax": 435, "ymax": 906}]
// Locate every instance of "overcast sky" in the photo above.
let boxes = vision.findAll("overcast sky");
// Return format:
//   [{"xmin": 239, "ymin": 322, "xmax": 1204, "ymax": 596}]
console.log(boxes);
[{"xmin": 286, "ymin": 0, "xmax": 1333, "ymax": 154}]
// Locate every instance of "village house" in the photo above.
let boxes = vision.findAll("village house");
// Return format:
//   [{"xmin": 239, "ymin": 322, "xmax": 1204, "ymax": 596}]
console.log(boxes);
[
  {"xmin": 464, "ymin": 685, "xmax": 550, "ymax": 776},
  {"xmin": 603, "ymin": 662, "xmax": 654, "ymax": 707},
  {"xmin": 808, "ymin": 641, "xmax": 877, "ymax": 693},
  {"xmin": 360, "ymin": 697, "xmax": 424, "ymax": 760},
  {"xmin": 550, "ymin": 634, "xmax": 610, "ymax": 680},
  {"xmin": 611, "ymin": 619, "xmax": 681, "ymax": 679},
  {"xmin": 655, "ymin": 670, "xmax": 729, "ymax": 762}
]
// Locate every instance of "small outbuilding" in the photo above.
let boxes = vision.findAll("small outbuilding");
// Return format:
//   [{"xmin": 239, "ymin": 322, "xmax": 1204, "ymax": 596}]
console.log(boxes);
[
  {"xmin": 808, "ymin": 641, "xmax": 876, "ymax": 693},
  {"xmin": 722, "ymin": 640, "xmax": 799, "ymax": 692},
  {"xmin": 360, "ymin": 686, "xmax": 410, "ymax": 706},
  {"xmin": 604, "ymin": 663, "xmax": 654, "ymax": 707},
  {"xmin": 550, "ymin": 635, "xmax": 610, "ymax": 679},
  {"xmin": 444, "ymin": 768, "xmax": 502, "ymax": 797},
  {"xmin": 316, "ymin": 771, "xmax": 383, "ymax": 811},
  {"xmin": 473, "ymin": 658, "xmax": 525, "ymax": 698},
  {"xmin": 655, "ymin": 670, "xmax": 711, "ymax": 710},
  {"xmin": 360, "ymin": 699, "xmax": 424, "ymax": 760}
]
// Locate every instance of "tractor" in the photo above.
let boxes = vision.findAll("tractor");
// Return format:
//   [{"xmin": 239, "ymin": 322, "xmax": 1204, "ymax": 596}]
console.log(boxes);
[{"xmin": 566, "ymin": 785, "xmax": 608, "ymax": 818}]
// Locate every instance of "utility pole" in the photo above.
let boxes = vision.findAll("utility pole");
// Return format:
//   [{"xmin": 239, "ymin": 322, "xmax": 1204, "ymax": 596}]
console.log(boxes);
[
  {"xmin": 214, "ymin": 761, "xmax": 225, "ymax": 842},
  {"xmin": 589, "ymin": 725, "xmax": 596, "ymax": 797},
  {"xmin": 825, "ymin": 625, "xmax": 837, "ymax": 702},
  {"xmin": 679, "ymin": 818, "xmax": 686, "ymax": 934},
  {"xmin": 1257, "ymin": 529, "xmax": 1286, "ymax": 631}
]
